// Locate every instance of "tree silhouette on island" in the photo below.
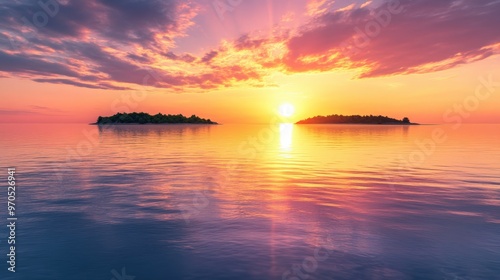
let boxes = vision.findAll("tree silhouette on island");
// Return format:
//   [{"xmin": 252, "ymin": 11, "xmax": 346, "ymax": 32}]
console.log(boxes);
[
  {"xmin": 94, "ymin": 112, "xmax": 218, "ymax": 125},
  {"xmin": 296, "ymin": 114, "xmax": 417, "ymax": 125}
]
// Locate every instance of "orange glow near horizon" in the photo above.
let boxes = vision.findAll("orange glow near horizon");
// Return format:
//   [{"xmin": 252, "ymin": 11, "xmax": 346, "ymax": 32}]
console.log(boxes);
[
  {"xmin": 2, "ymin": 55, "xmax": 499, "ymax": 124},
  {"xmin": 1, "ymin": 1, "xmax": 500, "ymax": 124}
]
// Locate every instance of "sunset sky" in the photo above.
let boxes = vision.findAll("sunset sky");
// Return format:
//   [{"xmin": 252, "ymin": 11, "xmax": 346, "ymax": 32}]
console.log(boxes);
[{"xmin": 1, "ymin": 0, "xmax": 499, "ymax": 124}]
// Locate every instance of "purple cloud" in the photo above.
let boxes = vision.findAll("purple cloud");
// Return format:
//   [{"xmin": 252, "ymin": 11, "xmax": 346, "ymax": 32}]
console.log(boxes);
[{"xmin": 1, "ymin": 0, "xmax": 499, "ymax": 91}]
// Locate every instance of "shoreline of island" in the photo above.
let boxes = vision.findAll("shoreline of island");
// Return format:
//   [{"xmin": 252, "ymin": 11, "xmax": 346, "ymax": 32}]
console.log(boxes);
[
  {"xmin": 90, "ymin": 123, "xmax": 220, "ymax": 125},
  {"xmin": 91, "ymin": 112, "xmax": 219, "ymax": 125},
  {"xmin": 295, "ymin": 114, "xmax": 419, "ymax": 125}
]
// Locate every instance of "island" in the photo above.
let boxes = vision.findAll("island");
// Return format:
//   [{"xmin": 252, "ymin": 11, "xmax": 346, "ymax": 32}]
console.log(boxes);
[
  {"xmin": 296, "ymin": 114, "xmax": 418, "ymax": 125},
  {"xmin": 94, "ymin": 112, "xmax": 218, "ymax": 125}
]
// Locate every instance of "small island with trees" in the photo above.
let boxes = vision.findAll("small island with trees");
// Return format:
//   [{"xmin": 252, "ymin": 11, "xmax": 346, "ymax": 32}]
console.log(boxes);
[
  {"xmin": 296, "ymin": 114, "xmax": 418, "ymax": 125},
  {"xmin": 94, "ymin": 112, "xmax": 218, "ymax": 125}
]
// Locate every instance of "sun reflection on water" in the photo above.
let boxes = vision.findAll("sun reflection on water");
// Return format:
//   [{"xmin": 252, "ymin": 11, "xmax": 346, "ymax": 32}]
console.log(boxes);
[{"xmin": 279, "ymin": 123, "xmax": 294, "ymax": 152}]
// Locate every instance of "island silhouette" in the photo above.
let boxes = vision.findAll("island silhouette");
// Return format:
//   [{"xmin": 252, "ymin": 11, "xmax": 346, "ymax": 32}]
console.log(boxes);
[
  {"xmin": 296, "ymin": 115, "xmax": 417, "ymax": 125},
  {"xmin": 94, "ymin": 112, "xmax": 218, "ymax": 125}
]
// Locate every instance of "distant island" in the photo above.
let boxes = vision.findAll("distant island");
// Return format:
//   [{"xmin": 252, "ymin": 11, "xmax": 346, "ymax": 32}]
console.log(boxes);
[
  {"xmin": 296, "ymin": 114, "xmax": 418, "ymax": 125},
  {"xmin": 94, "ymin": 112, "xmax": 218, "ymax": 125}
]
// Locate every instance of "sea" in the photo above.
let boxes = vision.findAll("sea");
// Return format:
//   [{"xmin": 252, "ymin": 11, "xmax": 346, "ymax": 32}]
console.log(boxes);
[{"xmin": 0, "ymin": 123, "xmax": 499, "ymax": 280}]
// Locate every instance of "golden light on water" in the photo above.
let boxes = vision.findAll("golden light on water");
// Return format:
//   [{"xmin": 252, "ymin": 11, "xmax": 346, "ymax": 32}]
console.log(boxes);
[{"xmin": 279, "ymin": 123, "xmax": 293, "ymax": 151}]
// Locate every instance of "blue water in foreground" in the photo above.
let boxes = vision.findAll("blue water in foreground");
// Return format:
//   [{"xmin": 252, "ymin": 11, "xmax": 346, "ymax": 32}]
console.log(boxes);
[{"xmin": 0, "ymin": 124, "xmax": 499, "ymax": 280}]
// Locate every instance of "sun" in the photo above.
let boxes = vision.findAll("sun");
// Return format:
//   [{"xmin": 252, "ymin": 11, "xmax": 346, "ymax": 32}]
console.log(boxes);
[{"xmin": 278, "ymin": 103, "xmax": 295, "ymax": 118}]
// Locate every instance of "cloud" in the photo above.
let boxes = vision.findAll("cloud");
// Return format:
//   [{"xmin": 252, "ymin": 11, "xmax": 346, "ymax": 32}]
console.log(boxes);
[
  {"xmin": 214, "ymin": 0, "xmax": 500, "ymax": 79},
  {"xmin": 201, "ymin": 50, "xmax": 219, "ymax": 64},
  {"xmin": 0, "ymin": 0, "xmax": 196, "ymax": 48},
  {"xmin": 30, "ymin": 105, "xmax": 64, "ymax": 112},
  {"xmin": 0, "ymin": 106, "xmax": 66, "ymax": 116},
  {"xmin": 33, "ymin": 78, "xmax": 131, "ymax": 90},
  {"xmin": 0, "ymin": 0, "xmax": 267, "ymax": 90},
  {"xmin": 1, "ymin": 0, "xmax": 499, "ymax": 92},
  {"xmin": 0, "ymin": 50, "xmax": 81, "ymax": 77},
  {"xmin": 0, "ymin": 109, "xmax": 42, "ymax": 115},
  {"xmin": 306, "ymin": 0, "xmax": 331, "ymax": 16},
  {"xmin": 29, "ymin": 105, "xmax": 69, "ymax": 115},
  {"xmin": 163, "ymin": 52, "xmax": 196, "ymax": 63},
  {"xmin": 280, "ymin": 0, "xmax": 500, "ymax": 77}
]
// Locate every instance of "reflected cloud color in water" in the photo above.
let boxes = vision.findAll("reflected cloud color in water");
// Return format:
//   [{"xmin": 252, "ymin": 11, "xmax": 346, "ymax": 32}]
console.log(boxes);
[{"xmin": 0, "ymin": 124, "xmax": 499, "ymax": 280}]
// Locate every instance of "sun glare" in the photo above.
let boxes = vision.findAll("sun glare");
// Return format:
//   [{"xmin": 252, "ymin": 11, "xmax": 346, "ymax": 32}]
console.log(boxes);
[{"xmin": 278, "ymin": 103, "xmax": 295, "ymax": 118}]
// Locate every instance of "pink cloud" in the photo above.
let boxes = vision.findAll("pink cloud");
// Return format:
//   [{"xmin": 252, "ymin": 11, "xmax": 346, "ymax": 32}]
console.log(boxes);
[{"xmin": 282, "ymin": 0, "xmax": 500, "ymax": 77}]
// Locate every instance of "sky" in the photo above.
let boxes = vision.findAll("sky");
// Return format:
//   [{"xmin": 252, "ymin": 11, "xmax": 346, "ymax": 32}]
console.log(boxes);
[{"xmin": 0, "ymin": 0, "xmax": 499, "ymax": 124}]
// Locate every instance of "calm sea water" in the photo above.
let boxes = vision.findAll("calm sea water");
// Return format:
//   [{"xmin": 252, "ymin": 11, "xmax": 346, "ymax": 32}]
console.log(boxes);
[{"xmin": 0, "ymin": 123, "xmax": 499, "ymax": 280}]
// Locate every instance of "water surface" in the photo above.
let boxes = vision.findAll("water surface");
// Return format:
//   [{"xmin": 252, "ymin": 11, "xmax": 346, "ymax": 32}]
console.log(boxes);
[{"xmin": 0, "ymin": 123, "xmax": 499, "ymax": 280}]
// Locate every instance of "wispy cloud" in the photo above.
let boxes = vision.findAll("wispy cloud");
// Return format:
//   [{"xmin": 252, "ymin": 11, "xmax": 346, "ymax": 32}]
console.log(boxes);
[
  {"xmin": 32, "ymin": 78, "xmax": 131, "ymax": 90},
  {"xmin": 0, "ymin": 106, "xmax": 66, "ymax": 116},
  {"xmin": 0, "ymin": 109, "xmax": 41, "ymax": 115},
  {"xmin": 29, "ymin": 105, "xmax": 65, "ymax": 112}
]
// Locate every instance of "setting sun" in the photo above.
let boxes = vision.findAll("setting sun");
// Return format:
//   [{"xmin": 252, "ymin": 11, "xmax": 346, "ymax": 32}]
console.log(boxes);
[{"xmin": 278, "ymin": 103, "xmax": 295, "ymax": 118}]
